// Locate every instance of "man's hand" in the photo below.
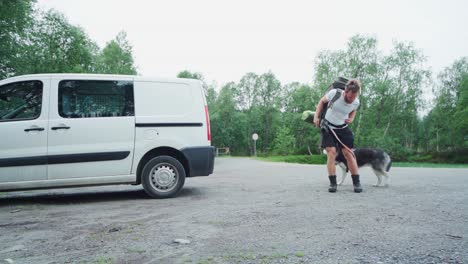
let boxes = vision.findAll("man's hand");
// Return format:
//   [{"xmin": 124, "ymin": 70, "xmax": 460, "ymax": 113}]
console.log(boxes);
[
  {"xmin": 346, "ymin": 110, "xmax": 356, "ymax": 124},
  {"xmin": 314, "ymin": 117, "xmax": 320, "ymax": 128},
  {"xmin": 314, "ymin": 96, "xmax": 328, "ymax": 128}
]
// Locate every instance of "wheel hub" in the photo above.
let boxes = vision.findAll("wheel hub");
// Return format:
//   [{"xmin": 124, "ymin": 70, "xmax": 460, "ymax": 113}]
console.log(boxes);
[{"xmin": 151, "ymin": 165, "xmax": 176, "ymax": 190}]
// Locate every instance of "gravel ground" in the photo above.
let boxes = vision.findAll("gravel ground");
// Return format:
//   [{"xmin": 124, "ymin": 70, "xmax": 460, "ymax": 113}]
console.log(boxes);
[{"xmin": 0, "ymin": 157, "xmax": 467, "ymax": 264}]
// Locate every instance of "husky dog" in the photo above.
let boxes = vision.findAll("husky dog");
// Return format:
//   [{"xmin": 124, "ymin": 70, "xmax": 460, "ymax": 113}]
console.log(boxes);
[{"xmin": 334, "ymin": 148, "xmax": 392, "ymax": 187}]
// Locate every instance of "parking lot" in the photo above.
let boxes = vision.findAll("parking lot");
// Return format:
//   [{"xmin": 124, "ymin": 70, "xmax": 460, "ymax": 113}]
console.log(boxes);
[{"xmin": 1, "ymin": 157, "xmax": 467, "ymax": 264}]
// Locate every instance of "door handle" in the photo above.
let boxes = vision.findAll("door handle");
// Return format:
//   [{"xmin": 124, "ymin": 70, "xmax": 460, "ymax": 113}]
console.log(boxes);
[
  {"xmin": 51, "ymin": 126, "xmax": 71, "ymax": 130},
  {"xmin": 24, "ymin": 127, "xmax": 45, "ymax": 132}
]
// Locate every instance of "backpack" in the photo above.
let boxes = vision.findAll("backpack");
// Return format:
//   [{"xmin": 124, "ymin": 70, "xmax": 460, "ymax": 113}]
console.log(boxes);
[
  {"xmin": 318, "ymin": 77, "xmax": 348, "ymax": 128},
  {"xmin": 301, "ymin": 77, "xmax": 348, "ymax": 125}
]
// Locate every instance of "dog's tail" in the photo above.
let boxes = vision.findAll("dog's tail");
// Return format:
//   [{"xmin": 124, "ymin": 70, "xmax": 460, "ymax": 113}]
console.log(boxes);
[{"xmin": 385, "ymin": 153, "xmax": 392, "ymax": 172}]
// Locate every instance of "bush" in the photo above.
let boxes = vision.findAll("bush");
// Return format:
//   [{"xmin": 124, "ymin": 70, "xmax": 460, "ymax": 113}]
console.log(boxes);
[
  {"xmin": 407, "ymin": 154, "xmax": 433, "ymax": 163},
  {"xmin": 430, "ymin": 149, "xmax": 468, "ymax": 164},
  {"xmin": 405, "ymin": 149, "xmax": 468, "ymax": 164},
  {"xmin": 272, "ymin": 127, "xmax": 295, "ymax": 155},
  {"xmin": 261, "ymin": 155, "xmax": 326, "ymax": 164}
]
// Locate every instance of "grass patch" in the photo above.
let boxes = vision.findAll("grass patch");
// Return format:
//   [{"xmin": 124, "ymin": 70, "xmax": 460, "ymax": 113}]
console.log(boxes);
[
  {"xmin": 221, "ymin": 252, "xmax": 292, "ymax": 264},
  {"xmin": 295, "ymin": 252, "xmax": 305, "ymax": 257},
  {"xmin": 393, "ymin": 162, "xmax": 468, "ymax": 168},
  {"xmin": 197, "ymin": 257, "xmax": 214, "ymax": 264},
  {"xmin": 269, "ymin": 253, "xmax": 288, "ymax": 259},
  {"xmin": 94, "ymin": 257, "xmax": 113, "ymax": 264},
  {"xmin": 215, "ymin": 155, "xmax": 248, "ymax": 158},
  {"xmin": 259, "ymin": 253, "xmax": 289, "ymax": 263},
  {"xmin": 239, "ymin": 253, "xmax": 256, "ymax": 260},
  {"xmin": 257, "ymin": 155, "xmax": 468, "ymax": 168},
  {"xmin": 257, "ymin": 155, "xmax": 326, "ymax": 164}
]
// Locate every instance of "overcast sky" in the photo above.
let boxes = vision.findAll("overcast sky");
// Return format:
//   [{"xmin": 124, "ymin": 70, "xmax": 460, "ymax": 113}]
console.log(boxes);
[{"xmin": 37, "ymin": 0, "xmax": 467, "ymax": 86}]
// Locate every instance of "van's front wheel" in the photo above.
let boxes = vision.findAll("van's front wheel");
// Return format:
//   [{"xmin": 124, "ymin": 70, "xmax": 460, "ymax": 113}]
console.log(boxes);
[{"xmin": 141, "ymin": 156, "xmax": 186, "ymax": 198}]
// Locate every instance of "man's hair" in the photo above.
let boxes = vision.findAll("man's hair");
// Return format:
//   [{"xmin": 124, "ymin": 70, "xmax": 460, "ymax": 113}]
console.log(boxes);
[{"xmin": 345, "ymin": 79, "xmax": 361, "ymax": 93}]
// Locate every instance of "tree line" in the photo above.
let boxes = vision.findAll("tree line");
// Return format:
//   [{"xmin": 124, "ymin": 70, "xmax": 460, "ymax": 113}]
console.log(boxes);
[
  {"xmin": 182, "ymin": 37, "xmax": 467, "ymax": 163},
  {"xmin": 0, "ymin": 0, "xmax": 136, "ymax": 78},
  {"xmin": 2, "ymin": 1, "xmax": 466, "ymax": 162}
]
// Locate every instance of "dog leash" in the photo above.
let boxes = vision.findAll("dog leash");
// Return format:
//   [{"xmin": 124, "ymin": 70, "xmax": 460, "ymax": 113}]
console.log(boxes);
[{"xmin": 326, "ymin": 123, "xmax": 356, "ymax": 160}]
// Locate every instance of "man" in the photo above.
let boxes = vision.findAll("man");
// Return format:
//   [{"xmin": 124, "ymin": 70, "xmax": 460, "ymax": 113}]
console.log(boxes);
[{"xmin": 313, "ymin": 79, "xmax": 362, "ymax": 193}]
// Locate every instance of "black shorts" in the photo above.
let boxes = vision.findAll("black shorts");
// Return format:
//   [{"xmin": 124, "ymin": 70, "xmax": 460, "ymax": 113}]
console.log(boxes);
[{"xmin": 321, "ymin": 126, "xmax": 354, "ymax": 149}]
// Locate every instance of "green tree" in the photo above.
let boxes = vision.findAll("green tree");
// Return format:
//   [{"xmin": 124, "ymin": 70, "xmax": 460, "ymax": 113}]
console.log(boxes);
[
  {"xmin": 1, "ymin": 4, "xmax": 138, "ymax": 78},
  {"xmin": 235, "ymin": 72, "xmax": 258, "ymax": 110},
  {"xmin": 282, "ymin": 82, "xmax": 322, "ymax": 153},
  {"xmin": 177, "ymin": 70, "xmax": 204, "ymax": 80},
  {"xmin": 205, "ymin": 86, "xmax": 217, "ymax": 111},
  {"xmin": 359, "ymin": 41, "xmax": 430, "ymax": 158},
  {"xmin": 0, "ymin": 0, "xmax": 35, "ymax": 78},
  {"xmin": 272, "ymin": 126, "xmax": 295, "ymax": 155},
  {"xmin": 235, "ymin": 72, "xmax": 260, "ymax": 154},
  {"xmin": 95, "ymin": 31, "xmax": 137, "ymax": 74},
  {"xmin": 454, "ymin": 74, "xmax": 468, "ymax": 146},
  {"xmin": 18, "ymin": 10, "xmax": 98, "ymax": 74},
  {"xmin": 425, "ymin": 57, "xmax": 468, "ymax": 151},
  {"xmin": 255, "ymin": 72, "xmax": 282, "ymax": 152},
  {"xmin": 177, "ymin": 70, "xmax": 210, "ymax": 94},
  {"xmin": 312, "ymin": 35, "xmax": 381, "ymax": 143},
  {"xmin": 210, "ymin": 83, "xmax": 242, "ymax": 150},
  {"xmin": 312, "ymin": 35, "xmax": 430, "ymax": 158}
]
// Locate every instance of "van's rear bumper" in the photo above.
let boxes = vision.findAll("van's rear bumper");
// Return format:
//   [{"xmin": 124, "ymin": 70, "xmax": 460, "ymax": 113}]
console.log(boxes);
[{"xmin": 181, "ymin": 146, "xmax": 215, "ymax": 177}]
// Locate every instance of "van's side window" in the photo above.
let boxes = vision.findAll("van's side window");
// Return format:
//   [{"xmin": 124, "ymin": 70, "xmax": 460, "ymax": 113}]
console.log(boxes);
[
  {"xmin": 0, "ymin": 81, "xmax": 43, "ymax": 122},
  {"xmin": 58, "ymin": 80, "xmax": 134, "ymax": 118}
]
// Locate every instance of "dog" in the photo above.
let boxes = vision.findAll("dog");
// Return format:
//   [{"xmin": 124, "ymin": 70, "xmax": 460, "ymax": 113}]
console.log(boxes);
[{"xmin": 331, "ymin": 148, "xmax": 392, "ymax": 187}]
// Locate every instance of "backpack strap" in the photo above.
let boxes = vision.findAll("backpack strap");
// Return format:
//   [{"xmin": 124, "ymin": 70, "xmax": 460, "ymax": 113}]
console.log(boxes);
[
  {"xmin": 327, "ymin": 89, "xmax": 342, "ymax": 110},
  {"xmin": 319, "ymin": 89, "xmax": 343, "ymax": 129}
]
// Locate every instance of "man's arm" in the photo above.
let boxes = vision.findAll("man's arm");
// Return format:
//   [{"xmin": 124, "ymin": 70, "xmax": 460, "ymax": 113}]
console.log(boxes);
[
  {"xmin": 345, "ymin": 110, "xmax": 356, "ymax": 124},
  {"xmin": 313, "ymin": 95, "xmax": 329, "ymax": 127}
]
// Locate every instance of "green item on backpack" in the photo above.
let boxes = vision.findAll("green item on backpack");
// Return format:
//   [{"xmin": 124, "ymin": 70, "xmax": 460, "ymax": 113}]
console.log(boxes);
[{"xmin": 301, "ymin": 110, "xmax": 315, "ymax": 123}]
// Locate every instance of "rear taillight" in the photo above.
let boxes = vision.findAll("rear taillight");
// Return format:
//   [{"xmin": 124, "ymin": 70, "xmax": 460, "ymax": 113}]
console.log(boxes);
[{"xmin": 205, "ymin": 105, "xmax": 211, "ymax": 141}]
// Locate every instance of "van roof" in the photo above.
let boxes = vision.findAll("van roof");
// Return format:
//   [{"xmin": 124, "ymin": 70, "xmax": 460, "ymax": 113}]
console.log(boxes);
[{"xmin": 0, "ymin": 73, "xmax": 203, "ymax": 85}]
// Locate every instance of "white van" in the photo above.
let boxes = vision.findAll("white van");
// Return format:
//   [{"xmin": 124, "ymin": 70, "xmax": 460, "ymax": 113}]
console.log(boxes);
[{"xmin": 0, "ymin": 74, "xmax": 215, "ymax": 198}]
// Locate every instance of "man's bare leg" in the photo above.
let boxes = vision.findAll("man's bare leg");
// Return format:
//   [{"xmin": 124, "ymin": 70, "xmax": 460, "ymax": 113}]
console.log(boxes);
[{"xmin": 326, "ymin": 147, "xmax": 338, "ymax": 192}]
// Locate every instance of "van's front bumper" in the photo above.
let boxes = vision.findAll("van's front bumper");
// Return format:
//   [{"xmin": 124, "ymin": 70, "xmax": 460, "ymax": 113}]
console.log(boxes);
[{"xmin": 181, "ymin": 146, "xmax": 215, "ymax": 177}]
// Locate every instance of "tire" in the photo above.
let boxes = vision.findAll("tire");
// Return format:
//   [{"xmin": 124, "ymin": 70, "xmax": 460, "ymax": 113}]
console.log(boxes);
[{"xmin": 141, "ymin": 155, "xmax": 186, "ymax": 198}]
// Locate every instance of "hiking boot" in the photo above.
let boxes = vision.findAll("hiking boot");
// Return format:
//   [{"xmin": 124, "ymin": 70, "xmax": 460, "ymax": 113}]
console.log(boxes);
[
  {"xmin": 352, "ymin": 175, "xmax": 363, "ymax": 193},
  {"xmin": 328, "ymin": 175, "xmax": 337, "ymax": 193}
]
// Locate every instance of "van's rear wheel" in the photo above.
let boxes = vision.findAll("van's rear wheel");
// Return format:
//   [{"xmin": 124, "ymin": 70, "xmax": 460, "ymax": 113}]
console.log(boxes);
[{"xmin": 141, "ymin": 156, "xmax": 186, "ymax": 198}]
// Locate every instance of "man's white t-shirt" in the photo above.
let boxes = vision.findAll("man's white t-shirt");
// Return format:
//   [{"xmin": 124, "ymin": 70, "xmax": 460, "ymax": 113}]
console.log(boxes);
[{"xmin": 324, "ymin": 89, "xmax": 360, "ymax": 127}]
